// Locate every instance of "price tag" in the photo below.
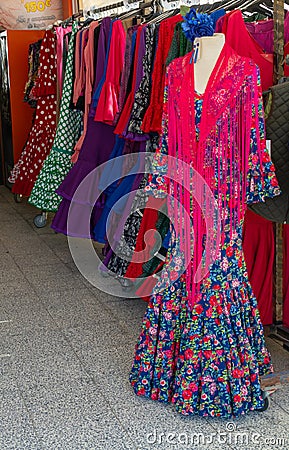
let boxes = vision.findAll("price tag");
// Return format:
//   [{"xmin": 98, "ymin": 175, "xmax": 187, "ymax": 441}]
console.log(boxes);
[{"xmin": 22, "ymin": 0, "xmax": 51, "ymax": 13}]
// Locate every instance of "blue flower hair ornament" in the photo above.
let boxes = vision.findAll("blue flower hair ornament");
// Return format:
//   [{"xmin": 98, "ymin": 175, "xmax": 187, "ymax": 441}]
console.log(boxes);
[{"xmin": 182, "ymin": 8, "xmax": 215, "ymax": 43}]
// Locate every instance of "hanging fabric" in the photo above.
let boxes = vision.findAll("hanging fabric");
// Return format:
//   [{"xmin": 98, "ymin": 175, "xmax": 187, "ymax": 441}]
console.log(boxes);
[{"xmin": 9, "ymin": 30, "xmax": 57, "ymax": 197}]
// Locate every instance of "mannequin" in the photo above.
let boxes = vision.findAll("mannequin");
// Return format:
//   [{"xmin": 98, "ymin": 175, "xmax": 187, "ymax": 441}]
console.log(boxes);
[
  {"xmin": 193, "ymin": 33, "xmax": 225, "ymax": 94},
  {"xmin": 130, "ymin": 28, "xmax": 280, "ymax": 418}
]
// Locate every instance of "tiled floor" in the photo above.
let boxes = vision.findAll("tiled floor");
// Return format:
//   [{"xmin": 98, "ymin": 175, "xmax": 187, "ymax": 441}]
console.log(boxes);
[{"xmin": 0, "ymin": 185, "xmax": 289, "ymax": 450}]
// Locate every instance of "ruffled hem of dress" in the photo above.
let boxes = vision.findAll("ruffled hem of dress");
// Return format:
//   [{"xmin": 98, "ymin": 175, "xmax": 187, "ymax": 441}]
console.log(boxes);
[
  {"xmin": 8, "ymin": 125, "xmax": 56, "ymax": 186},
  {"xmin": 51, "ymin": 195, "xmax": 104, "ymax": 237},
  {"xmin": 141, "ymin": 105, "xmax": 162, "ymax": 134},
  {"xmin": 8, "ymin": 164, "xmax": 20, "ymax": 184},
  {"xmin": 28, "ymin": 197, "xmax": 60, "ymax": 213},
  {"xmin": 28, "ymin": 148, "xmax": 73, "ymax": 212},
  {"xmin": 31, "ymin": 85, "xmax": 56, "ymax": 99},
  {"xmin": 129, "ymin": 282, "xmax": 272, "ymax": 418},
  {"xmin": 56, "ymin": 161, "xmax": 103, "ymax": 206},
  {"xmin": 12, "ymin": 179, "xmax": 35, "ymax": 197},
  {"xmin": 50, "ymin": 224, "xmax": 92, "ymax": 239}
]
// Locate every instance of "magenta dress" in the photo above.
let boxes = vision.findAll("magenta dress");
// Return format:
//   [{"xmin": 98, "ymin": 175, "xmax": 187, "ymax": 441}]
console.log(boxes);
[{"xmin": 130, "ymin": 44, "xmax": 280, "ymax": 418}]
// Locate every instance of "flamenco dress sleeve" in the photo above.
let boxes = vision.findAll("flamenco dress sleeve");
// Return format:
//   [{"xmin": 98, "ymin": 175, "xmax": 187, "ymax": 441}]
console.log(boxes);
[
  {"xmin": 141, "ymin": 14, "xmax": 182, "ymax": 134},
  {"xmin": 243, "ymin": 67, "xmax": 280, "ymax": 326},
  {"xmin": 245, "ymin": 69, "xmax": 280, "ymax": 204},
  {"xmin": 94, "ymin": 20, "xmax": 126, "ymax": 125}
]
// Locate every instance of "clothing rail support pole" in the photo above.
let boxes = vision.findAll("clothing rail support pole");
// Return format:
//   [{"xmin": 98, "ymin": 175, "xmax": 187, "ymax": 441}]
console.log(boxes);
[{"xmin": 273, "ymin": 0, "xmax": 285, "ymax": 324}]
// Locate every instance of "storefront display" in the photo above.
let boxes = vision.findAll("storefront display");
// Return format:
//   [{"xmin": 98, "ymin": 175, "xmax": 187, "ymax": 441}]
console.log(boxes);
[{"xmin": 2, "ymin": 0, "xmax": 289, "ymax": 419}]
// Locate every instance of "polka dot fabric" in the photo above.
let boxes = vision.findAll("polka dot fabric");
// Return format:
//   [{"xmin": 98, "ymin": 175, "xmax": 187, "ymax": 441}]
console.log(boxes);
[
  {"xmin": 9, "ymin": 30, "xmax": 57, "ymax": 197},
  {"xmin": 29, "ymin": 22, "xmax": 83, "ymax": 212}
]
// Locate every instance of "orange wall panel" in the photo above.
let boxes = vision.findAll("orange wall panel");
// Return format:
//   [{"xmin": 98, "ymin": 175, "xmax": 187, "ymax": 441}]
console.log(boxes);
[
  {"xmin": 63, "ymin": 0, "xmax": 73, "ymax": 19},
  {"xmin": 7, "ymin": 29, "xmax": 45, "ymax": 163}
]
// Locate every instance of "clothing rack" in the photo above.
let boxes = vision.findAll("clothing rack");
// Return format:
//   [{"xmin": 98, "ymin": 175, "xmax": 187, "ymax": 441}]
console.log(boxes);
[
  {"xmin": 85, "ymin": 0, "xmax": 156, "ymax": 19},
  {"xmin": 273, "ymin": 0, "xmax": 284, "ymax": 324},
  {"xmin": 61, "ymin": 11, "xmax": 84, "ymax": 26},
  {"xmin": 28, "ymin": 1, "xmax": 289, "ymax": 338},
  {"xmin": 270, "ymin": 0, "xmax": 289, "ymax": 349}
]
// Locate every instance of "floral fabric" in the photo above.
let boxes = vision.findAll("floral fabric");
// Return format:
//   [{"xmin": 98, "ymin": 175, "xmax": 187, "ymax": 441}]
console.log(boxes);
[{"xmin": 130, "ymin": 56, "xmax": 280, "ymax": 418}]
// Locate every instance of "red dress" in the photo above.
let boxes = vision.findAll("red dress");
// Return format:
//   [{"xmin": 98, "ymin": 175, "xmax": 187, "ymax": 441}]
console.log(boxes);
[
  {"xmin": 9, "ymin": 29, "xmax": 57, "ymax": 197},
  {"xmin": 217, "ymin": 9, "xmax": 273, "ymax": 90},
  {"xmin": 125, "ymin": 197, "xmax": 165, "ymax": 279},
  {"xmin": 113, "ymin": 24, "xmax": 143, "ymax": 135},
  {"xmin": 243, "ymin": 210, "xmax": 275, "ymax": 325},
  {"xmin": 141, "ymin": 14, "xmax": 182, "ymax": 134},
  {"xmin": 94, "ymin": 19, "xmax": 126, "ymax": 125}
]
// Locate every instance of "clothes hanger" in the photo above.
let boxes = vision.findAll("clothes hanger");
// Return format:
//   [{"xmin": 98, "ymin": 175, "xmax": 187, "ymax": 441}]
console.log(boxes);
[
  {"xmin": 141, "ymin": 0, "xmax": 162, "ymax": 22},
  {"xmin": 208, "ymin": 0, "xmax": 232, "ymax": 13},
  {"xmin": 146, "ymin": 10, "xmax": 171, "ymax": 24},
  {"xmin": 238, "ymin": 0, "xmax": 272, "ymax": 18},
  {"xmin": 146, "ymin": 0, "xmax": 180, "ymax": 23},
  {"xmin": 208, "ymin": 0, "xmax": 254, "ymax": 13}
]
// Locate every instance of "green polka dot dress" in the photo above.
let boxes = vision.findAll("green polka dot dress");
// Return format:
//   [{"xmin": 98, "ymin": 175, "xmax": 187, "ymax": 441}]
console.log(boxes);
[{"xmin": 29, "ymin": 22, "xmax": 83, "ymax": 212}]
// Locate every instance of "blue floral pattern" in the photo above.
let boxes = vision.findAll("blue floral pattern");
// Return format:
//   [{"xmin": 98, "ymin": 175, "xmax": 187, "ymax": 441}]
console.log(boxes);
[{"xmin": 130, "ymin": 67, "xmax": 280, "ymax": 418}]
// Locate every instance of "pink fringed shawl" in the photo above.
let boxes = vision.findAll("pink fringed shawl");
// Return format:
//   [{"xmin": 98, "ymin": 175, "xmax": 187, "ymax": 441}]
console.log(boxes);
[{"xmin": 165, "ymin": 43, "xmax": 264, "ymax": 309}]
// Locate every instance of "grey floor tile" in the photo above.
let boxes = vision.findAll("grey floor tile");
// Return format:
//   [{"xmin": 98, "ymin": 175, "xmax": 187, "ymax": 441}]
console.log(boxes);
[
  {"xmin": 10, "ymin": 202, "xmax": 38, "ymax": 215},
  {"xmin": 80, "ymin": 269, "xmax": 137, "ymax": 300},
  {"xmin": 42, "ymin": 288, "xmax": 111, "ymax": 330},
  {"xmin": 15, "ymin": 249, "xmax": 60, "ymax": 267},
  {"xmin": 0, "ymin": 386, "xmax": 41, "ymax": 450},
  {"xmin": 0, "ymin": 221, "xmax": 34, "ymax": 236},
  {"xmin": 32, "ymin": 224, "xmax": 58, "ymax": 236},
  {"xmin": 64, "ymin": 322, "xmax": 133, "ymax": 360},
  {"xmin": 21, "ymin": 262, "xmax": 72, "ymax": 278},
  {"xmin": 1, "ymin": 186, "xmax": 289, "ymax": 450},
  {"xmin": 215, "ymin": 407, "xmax": 289, "ymax": 450},
  {"xmin": 0, "ymin": 303, "xmax": 10, "ymax": 320},
  {"xmin": 106, "ymin": 297, "xmax": 147, "ymax": 320},
  {"xmin": 32, "ymin": 277, "xmax": 86, "ymax": 294},
  {"xmin": 0, "ymin": 239, "xmax": 9, "ymax": 253},
  {"xmin": 19, "ymin": 377, "xmax": 134, "ymax": 450},
  {"xmin": 3, "ymin": 236, "xmax": 50, "ymax": 257},
  {"xmin": 0, "ymin": 334, "xmax": 13, "ymax": 361},
  {"xmin": 104, "ymin": 299, "xmax": 147, "ymax": 339},
  {"xmin": 1, "ymin": 186, "xmax": 22, "ymax": 197},
  {"xmin": 0, "ymin": 279, "xmax": 36, "ymax": 298},
  {"xmin": 1, "ymin": 292, "xmax": 57, "ymax": 331},
  {"xmin": 0, "ymin": 252, "xmax": 24, "ymax": 282},
  {"xmin": 92, "ymin": 371, "xmax": 237, "ymax": 450},
  {"xmin": 5, "ymin": 328, "xmax": 88, "ymax": 386},
  {"xmin": 0, "ymin": 210, "xmax": 21, "ymax": 223},
  {"xmin": 115, "ymin": 402, "xmax": 219, "ymax": 450},
  {"xmin": 0, "ymin": 189, "xmax": 9, "ymax": 201},
  {"xmin": 39, "ymin": 232, "xmax": 68, "ymax": 247},
  {"xmin": 271, "ymin": 384, "xmax": 289, "ymax": 414},
  {"xmin": 52, "ymin": 248, "xmax": 74, "ymax": 264},
  {"xmin": 38, "ymin": 234, "xmax": 74, "ymax": 264},
  {"xmin": 20, "ymin": 263, "xmax": 86, "ymax": 293},
  {"xmin": 266, "ymin": 337, "xmax": 289, "ymax": 373}
]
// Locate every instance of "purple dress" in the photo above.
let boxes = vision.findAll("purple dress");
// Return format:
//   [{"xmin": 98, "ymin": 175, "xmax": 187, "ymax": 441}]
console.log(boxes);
[{"xmin": 51, "ymin": 18, "xmax": 117, "ymax": 238}]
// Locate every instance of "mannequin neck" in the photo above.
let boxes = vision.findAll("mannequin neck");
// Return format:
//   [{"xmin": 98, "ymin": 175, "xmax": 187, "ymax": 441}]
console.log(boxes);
[{"xmin": 194, "ymin": 33, "xmax": 225, "ymax": 94}]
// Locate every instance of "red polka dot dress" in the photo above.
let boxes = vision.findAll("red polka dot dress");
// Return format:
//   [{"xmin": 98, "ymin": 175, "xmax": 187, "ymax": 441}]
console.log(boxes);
[{"xmin": 9, "ymin": 29, "xmax": 57, "ymax": 197}]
